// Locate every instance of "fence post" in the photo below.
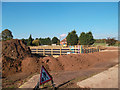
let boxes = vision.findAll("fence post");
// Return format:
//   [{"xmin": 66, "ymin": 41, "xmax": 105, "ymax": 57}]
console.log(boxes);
[
  {"xmin": 36, "ymin": 48, "xmax": 38, "ymax": 54},
  {"xmin": 60, "ymin": 47, "xmax": 61, "ymax": 55},
  {"xmin": 69, "ymin": 47, "xmax": 71, "ymax": 54},
  {"xmin": 43, "ymin": 48, "xmax": 45, "ymax": 56},
  {"xmin": 51, "ymin": 48, "xmax": 53, "ymax": 56},
  {"xmin": 75, "ymin": 45, "xmax": 76, "ymax": 54},
  {"xmin": 80, "ymin": 45, "xmax": 81, "ymax": 53}
]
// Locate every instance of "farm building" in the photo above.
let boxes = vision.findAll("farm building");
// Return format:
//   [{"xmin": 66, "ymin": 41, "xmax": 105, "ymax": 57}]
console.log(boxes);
[{"xmin": 60, "ymin": 38, "xmax": 67, "ymax": 46}]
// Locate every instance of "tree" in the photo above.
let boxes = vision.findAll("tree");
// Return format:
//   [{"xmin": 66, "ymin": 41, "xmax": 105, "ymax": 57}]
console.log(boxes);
[
  {"xmin": 52, "ymin": 37, "xmax": 60, "ymax": 45},
  {"xmin": 21, "ymin": 38, "xmax": 26, "ymax": 44},
  {"xmin": 27, "ymin": 34, "xmax": 33, "ymax": 46},
  {"xmin": 79, "ymin": 32, "xmax": 86, "ymax": 45},
  {"xmin": 39, "ymin": 37, "xmax": 52, "ymax": 45},
  {"xmin": 2, "ymin": 29, "xmax": 13, "ymax": 40},
  {"xmin": 32, "ymin": 39, "xmax": 41, "ymax": 46},
  {"xmin": 36, "ymin": 38, "xmax": 38, "ymax": 40},
  {"xmin": 45, "ymin": 37, "xmax": 51, "ymax": 45},
  {"xmin": 106, "ymin": 37, "xmax": 116, "ymax": 46},
  {"xmin": 95, "ymin": 39, "xmax": 105, "ymax": 43},
  {"xmin": 86, "ymin": 31, "xmax": 95, "ymax": 45},
  {"xmin": 79, "ymin": 31, "xmax": 95, "ymax": 45},
  {"xmin": 21, "ymin": 38, "xmax": 28, "ymax": 45},
  {"xmin": 66, "ymin": 30, "xmax": 78, "ymax": 45}
]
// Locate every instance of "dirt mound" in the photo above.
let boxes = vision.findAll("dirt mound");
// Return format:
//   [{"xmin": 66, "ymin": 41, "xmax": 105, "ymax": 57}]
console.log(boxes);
[
  {"xmin": 41, "ymin": 56, "xmax": 63, "ymax": 71},
  {"xmin": 2, "ymin": 39, "xmax": 31, "ymax": 60},
  {"xmin": 2, "ymin": 39, "xmax": 62, "ymax": 78},
  {"xmin": 57, "ymin": 54, "xmax": 97, "ymax": 71},
  {"xmin": 2, "ymin": 39, "xmax": 44, "ymax": 78},
  {"xmin": 22, "ymin": 57, "xmax": 48, "ymax": 74},
  {"xmin": 56, "ymin": 51, "xmax": 118, "ymax": 71}
]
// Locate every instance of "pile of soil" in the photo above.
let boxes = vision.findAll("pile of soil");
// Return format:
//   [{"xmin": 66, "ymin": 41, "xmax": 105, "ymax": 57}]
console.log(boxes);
[
  {"xmin": 41, "ymin": 56, "xmax": 63, "ymax": 71},
  {"xmin": 2, "ymin": 39, "xmax": 62, "ymax": 78},
  {"xmin": 2, "ymin": 39, "xmax": 47, "ymax": 78},
  {"xmin": 2, "ymin": 39, "xmax": 31, "ymax": 60},
  {"xmin": 43, "ymin": 51, "xmax": 118, "ymax": 71}
]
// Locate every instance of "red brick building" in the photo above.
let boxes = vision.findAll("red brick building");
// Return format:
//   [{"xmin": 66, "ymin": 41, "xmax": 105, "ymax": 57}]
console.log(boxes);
[{"xmin": 60, "ymin": 38, "xmax": 67, "ymax": 46}]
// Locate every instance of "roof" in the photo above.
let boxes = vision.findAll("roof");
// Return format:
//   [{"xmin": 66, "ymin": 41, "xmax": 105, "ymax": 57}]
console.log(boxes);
[{"xmin": 61, "ymin": 38, "xmax": 67, "ymax": 42}]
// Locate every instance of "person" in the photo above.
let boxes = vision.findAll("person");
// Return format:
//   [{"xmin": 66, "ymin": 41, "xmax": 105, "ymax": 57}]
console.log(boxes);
[{"xmin": 42, "ymin": 71, "xmax": 49, "ymax": 81}]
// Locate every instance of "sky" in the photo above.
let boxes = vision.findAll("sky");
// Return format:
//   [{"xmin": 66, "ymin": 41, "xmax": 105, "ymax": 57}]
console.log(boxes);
[
  {"xmin": 2, "ymin": 2, "xmax": 118, "ymax": 40},
  {"xmin": 2, "ymin": 0, "xmax": 120, "ymax": 2}
]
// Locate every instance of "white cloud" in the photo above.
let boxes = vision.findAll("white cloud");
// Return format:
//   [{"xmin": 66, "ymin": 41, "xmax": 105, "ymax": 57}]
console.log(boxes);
[{"xmin": 60, "ymin": 34, "xmax": 66, "ymax": 37}]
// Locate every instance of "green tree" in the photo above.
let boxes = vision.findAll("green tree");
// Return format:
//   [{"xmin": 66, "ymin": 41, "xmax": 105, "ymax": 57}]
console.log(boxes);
[
  {"xmin": 79, "ymin": 31, "xmax": 95, "ymax": 45},
  {"xmin": 45, "ymin": 37, "xmax": 51, "ymax": 45},
  {"xmin": 21, "ymin": 38, "xmax": 26, "ymax": 44},
  {"xmin": 2, "ymin": 29, "xmax": 13, "ymax": 40},
  {"xmin": 32, "ymin": 39, "xmax": 41, "ymax": 46},
  {"xmin": 66, "ymin": 30, "xmax": 78, "ymax": 45},
  {"xmin": 27, "ymin": 34, "xmax": 33, "ymax": 46},
  {"xmin": 39, "ymin": 37, "xmax": 51, "ymax": 45},
  {"xmin": 52, "ymin": 37, "xmax": 60, "ymax": 45},
  {"xmin": 21, "ymin": 38, "xmax": 28, "ymax": 45},
  {"xmin": 106, "ymin": 37, "xmax": 116, "ymax": 46},
  {"xmin": 86, "ymin": 31, "xmax": 95, "ymax": 45},
  {"xmin": 35, "ymin": 38, "xmax": 39, "ymax": 40},
  {"xmin": 79, "ymin": 32, "xmax": 86, "ymax": 45}
]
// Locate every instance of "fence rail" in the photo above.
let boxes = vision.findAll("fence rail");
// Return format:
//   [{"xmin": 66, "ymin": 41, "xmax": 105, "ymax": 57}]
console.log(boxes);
[{"xmin": 29, "ymin": 46, "xmax": 100, "ymax": 56}]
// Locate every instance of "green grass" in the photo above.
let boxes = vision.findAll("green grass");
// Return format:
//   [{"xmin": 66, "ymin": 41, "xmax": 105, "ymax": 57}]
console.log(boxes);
[
  {"xmin": 94, "ymin": 42, "xmax": 120, "ymax": 47},
  {"xmin": 94, "ymin": 43, "xmax": 106, "ymax": 46}
]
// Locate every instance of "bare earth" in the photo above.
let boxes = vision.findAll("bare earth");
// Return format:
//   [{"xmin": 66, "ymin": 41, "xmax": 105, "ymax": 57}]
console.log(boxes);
[
  {"xmin": 2, "ymin": 42, "xmax": 118, "ymax": 88},
  {"xmin": 19, "ymin": 48, "xmax": 118, "ymax": 88}
]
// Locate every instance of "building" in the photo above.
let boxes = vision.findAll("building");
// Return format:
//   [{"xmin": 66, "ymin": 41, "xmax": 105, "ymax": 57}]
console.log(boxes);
[{"xmin": 60, "ymin": 38, "xmax": 67, "ymax": 46}]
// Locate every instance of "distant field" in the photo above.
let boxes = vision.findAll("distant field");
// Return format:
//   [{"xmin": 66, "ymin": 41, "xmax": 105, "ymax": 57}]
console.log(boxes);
[
  {"xmin": 94, "ymin": 42, "xmax": 119, "ymax": 46},
  {"xmin": 94, "ymin": 43, "xmax": 107, "ymax": 46}
]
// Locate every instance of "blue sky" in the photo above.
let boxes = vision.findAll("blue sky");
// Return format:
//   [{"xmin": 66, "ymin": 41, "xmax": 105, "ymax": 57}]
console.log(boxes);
[
  {"xmin": 2, "ymin": 0, "xmax": 120, "ymax": 2},
  {"xmin": 2, "ymin": 2, "xmax": 118, "ymax": 40}
]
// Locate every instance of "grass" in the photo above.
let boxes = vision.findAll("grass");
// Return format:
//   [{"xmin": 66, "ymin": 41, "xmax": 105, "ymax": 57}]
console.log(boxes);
[
  {"xmin": 94, "ymin": 42, "xmax": 120, "ymax": 47},
  {"xmin": 94, "ymin": 43, "xmax": 107, "ymax": 46}
]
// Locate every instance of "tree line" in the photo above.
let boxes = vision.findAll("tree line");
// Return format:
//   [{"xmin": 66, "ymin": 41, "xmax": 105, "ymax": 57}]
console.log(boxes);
[
  {"xmin": 21, "ymin": 35, "xmax": 60, "ymax": 46},
  {"xmin": 66, "ymin": 30, "xmax": 95, "ymax": 45},
  {"xmin": 1, "ymin": 29, "xmax": 117, "ymax": 46}
]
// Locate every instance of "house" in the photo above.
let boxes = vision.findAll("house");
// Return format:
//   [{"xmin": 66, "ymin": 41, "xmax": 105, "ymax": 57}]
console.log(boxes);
[{"xmin": 60, "ymin": 38, "xmax": 67, "ymax": 46}]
